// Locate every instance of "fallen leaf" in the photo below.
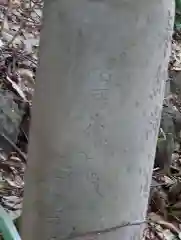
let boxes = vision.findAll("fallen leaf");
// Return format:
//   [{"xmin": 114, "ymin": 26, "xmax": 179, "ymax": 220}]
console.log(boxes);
[
  {"xmin": 5, "ymin": 175, "xmax": 24, "ymax": 188},
  {"xmin": 6, "ymin": 75, "xmax": 27, "ymax": 101}
]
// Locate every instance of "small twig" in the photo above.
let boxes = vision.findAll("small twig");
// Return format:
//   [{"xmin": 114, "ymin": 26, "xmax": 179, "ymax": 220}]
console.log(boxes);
[
  {"xmin": 32, "ymin": 8, "xmax": 41, "ymax": 20},
  {"xmin": 6, "ymin": 75, "xmax": 27, "ymax": 101},
  {"xmin": 0, "ymin": 133, "xmax": 27, "ymax": 162},
  {"xmin": 21, "ymin": 55, "xmax": 37, "ymax": 66},
  {"xmin": 20, "ymin": 126, "xmax": 28, "ymax": 142},
  {"xmin": 17, "ymin": 8, "xmax": 39, "ymax": 24},
  {"xmin": 159, "ymin": 128, "xmax": 166, "ymax": 140}
]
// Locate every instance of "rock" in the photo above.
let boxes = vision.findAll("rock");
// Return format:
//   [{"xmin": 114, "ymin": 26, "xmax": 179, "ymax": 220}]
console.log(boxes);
[
  {"xmin": 0, "ymin": 89, "xmax": 24, "ymax": 154},
  {"xmin": 171, "ymin": 71, "xmax": 181, "ymax": 93},
  {"xmin": 169, "ymin": 181, "xmax": 181, "ymax": 201},
  {"xmin": 160, "ymin": 105, "xmax": 175, "ymax": 136},
  {"xmin": 160, "ymin": 103, "xmax": 181, "ymax": 137},
  {"xmin": 154, "ymin": 133, "xmax": 174, "ymax": 173}
]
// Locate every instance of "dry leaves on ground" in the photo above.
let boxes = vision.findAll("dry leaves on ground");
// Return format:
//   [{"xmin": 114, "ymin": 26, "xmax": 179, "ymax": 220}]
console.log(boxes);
[
  {"xmin": 147, "ymin": 36, "xmax": 181, "ymax": 239},
  {"xmin": 0, "ymin": 0, "xmax": 42, "ymax": 220}
]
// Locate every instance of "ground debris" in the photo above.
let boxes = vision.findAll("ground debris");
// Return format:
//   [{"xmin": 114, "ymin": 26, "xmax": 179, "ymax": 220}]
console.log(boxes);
[
  {"xmin": 146, "ymin": 32, "xmax": 181, "ymax": 239},
  {"xmin": 0, "ymin": 0, "xmax": 42, "ymax": 222}
]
